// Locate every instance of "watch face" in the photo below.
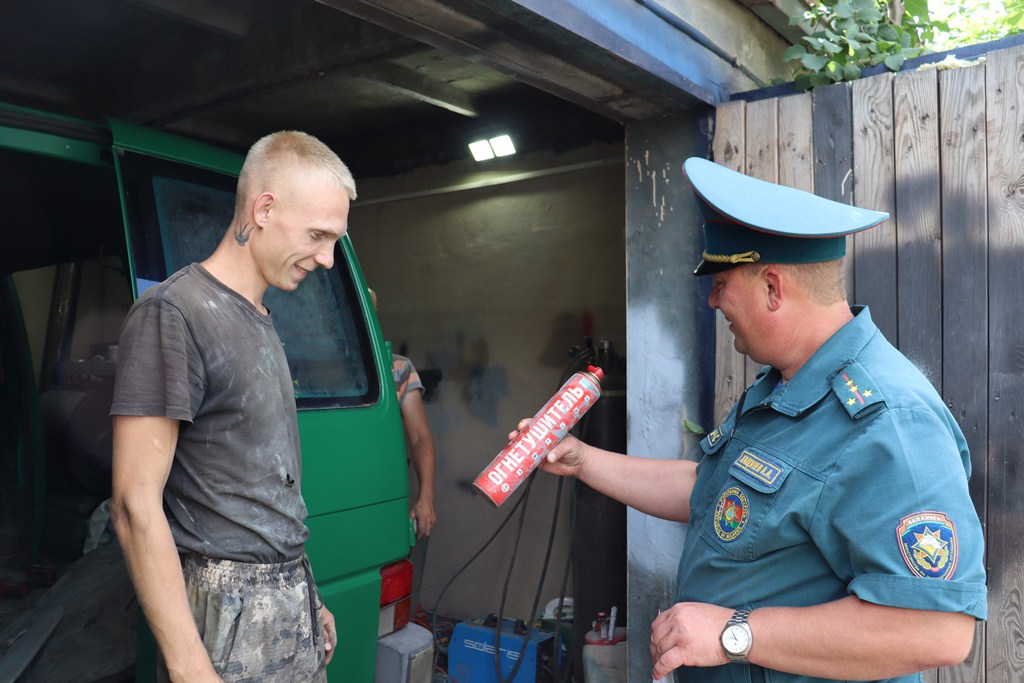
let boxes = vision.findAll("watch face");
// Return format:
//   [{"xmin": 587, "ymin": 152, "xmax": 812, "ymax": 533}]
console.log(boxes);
[{"xmin": 723, "ymin": 624, "xmax": 751, "ymax": 654}]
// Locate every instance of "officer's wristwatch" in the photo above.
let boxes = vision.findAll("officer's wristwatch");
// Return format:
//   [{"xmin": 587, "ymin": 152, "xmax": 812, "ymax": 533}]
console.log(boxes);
[{"xmin": 720, "ymin": 609, "xmax": 752, "ymax": 663}]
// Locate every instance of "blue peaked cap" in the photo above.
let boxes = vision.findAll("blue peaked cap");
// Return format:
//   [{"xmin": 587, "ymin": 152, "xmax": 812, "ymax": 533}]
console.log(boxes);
[{"xmin": 683, "ymin": 157, "xmax": 890, "ymax": 276}]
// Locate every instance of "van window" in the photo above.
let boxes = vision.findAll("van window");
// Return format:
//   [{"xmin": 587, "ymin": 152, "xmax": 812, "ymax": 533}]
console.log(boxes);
[{"xmin": 116, "ymin": 150, "xmax": 379, "ymax": 408}]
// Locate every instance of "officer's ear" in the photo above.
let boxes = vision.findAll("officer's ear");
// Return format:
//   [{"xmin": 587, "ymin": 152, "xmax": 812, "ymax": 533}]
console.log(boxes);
[{"xmin": 763, "ymin": 265, "xmax": 785, "ymax": 312}]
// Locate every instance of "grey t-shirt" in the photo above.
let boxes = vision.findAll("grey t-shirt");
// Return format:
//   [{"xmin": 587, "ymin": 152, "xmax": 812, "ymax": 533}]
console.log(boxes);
[{"xmin": 111, "ymin": 264, "xmax": 309, "ymax": 563}]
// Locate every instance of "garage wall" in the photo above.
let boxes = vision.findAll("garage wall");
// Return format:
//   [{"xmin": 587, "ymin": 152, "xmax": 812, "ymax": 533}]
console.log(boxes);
[
  {"xmin": 623, "ymin": 110, "xmax": 711, "ymax": 681},
  {"xmin": 350, "ymin": 140, "xmax": 626, "ymax": 621}
]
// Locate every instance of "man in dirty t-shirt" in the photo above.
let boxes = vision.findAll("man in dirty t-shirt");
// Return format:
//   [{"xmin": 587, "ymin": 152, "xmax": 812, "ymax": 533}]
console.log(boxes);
[{"xmin": 110, "ymin": 131, "xmax": 356, "ymax": 683}]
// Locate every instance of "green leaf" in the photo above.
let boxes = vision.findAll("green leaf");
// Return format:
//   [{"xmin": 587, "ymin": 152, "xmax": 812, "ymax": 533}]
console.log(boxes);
[
  {"xmin": 783, "ymin": 44, "xmax": 808, "ymax": 62},
  {"xmin": 802, "ymin": 53, "xmax": 830, "ymax": 70},
  {"xmin": 834, "ymin": 0, "xmax": 853, "ymax": 19},
  {"xmin": 836, "ymin": 18, "xmax": 859, "ymax": 33},
  {"xmin": 821, "ymin": 39, "xmax": 843, "ymax": 53},
  {"xmin": 843, "ymin": 61, "xmax": 862, "ymax": 81},
  {"xmin": 682, "ymin": 419, "xmax": 706, "ymax": 436},
  {"xmin": 902, "ymin": 0, "xmax": 931, "ymax": 23},
  {"xmin": 853, "ymin": 5, "xmax": 884, "ymax": 23},
  {"xmin": 878, "ymin": 24, "xmax": 899, "ymax": 41},
  {"xmin": 809, "ymin": 72, "xmax": 834, "ymax": 88},
  {"xmin": 884, "ymin": 53, "xmax": 906, "ymax": 71}
]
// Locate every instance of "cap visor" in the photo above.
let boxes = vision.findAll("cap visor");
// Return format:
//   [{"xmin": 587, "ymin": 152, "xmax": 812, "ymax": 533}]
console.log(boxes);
[{"xmin": 693, "ymin": 259, "xmax": 741, "ymax": 276}]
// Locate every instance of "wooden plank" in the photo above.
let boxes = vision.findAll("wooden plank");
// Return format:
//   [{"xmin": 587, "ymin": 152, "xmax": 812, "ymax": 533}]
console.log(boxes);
[
  {"xmin": 851, "ymin": 72, "xmax": 898, "ymax": 342},
  {"xmin": 893, "ymin": 68, "xmax": 942, "ymax": 388},
  {"xmin": 938, "ymin": 62, "xmax": 988, "ymax": 683},
  {"xmin": 743, "ymin": 98, "xmax": 778, "ymax": 383},
  {"xmin": 778, "ymin": 92, "xmax": 813, "ymax": 192},
  {"xmin": 744, "ymin": 98, "xmax": 779, "ymax": 183},
  {"xmin": 713, "ymin": 100, "xmax": 746, "ymax": 171},
  {"xmin": 712, "ymin": 100, "xmax": 747, "ymax": 424},
  {"xmin": 811, "ymin": 82, "xmax": 855, "ymax": 294},
  {"xmin": 984, "ymin": 45, "xmax": 1024, "ymax": 683}
]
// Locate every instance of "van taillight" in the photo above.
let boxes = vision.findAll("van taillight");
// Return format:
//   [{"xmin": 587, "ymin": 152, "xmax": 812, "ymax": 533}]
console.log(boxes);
[{"xmin": 378, "ymin": 558, "xmax": 413, "ymax": 637}]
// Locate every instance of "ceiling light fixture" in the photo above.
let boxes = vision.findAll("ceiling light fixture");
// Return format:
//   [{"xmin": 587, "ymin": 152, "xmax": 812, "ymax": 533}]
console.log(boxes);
[{"xmin": 469, "ymin": 134, "xmax": 516, "ymax": 161}]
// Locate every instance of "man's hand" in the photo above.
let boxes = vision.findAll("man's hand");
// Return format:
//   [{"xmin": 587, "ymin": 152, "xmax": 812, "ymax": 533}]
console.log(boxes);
[
  {"xmin": 507, "ymin": 419, "xmax": 588, "ymax": 477},
  {"xmin": 649, "ymin": 602, "xmax": 733, "ymax": 680},
  {"xmin": 321, "ymin": 604, "xmax": 338, "ymax": 665},
  {"xmin": 411, "ymin": 497, "xmax": 437, "ymax": 538}
]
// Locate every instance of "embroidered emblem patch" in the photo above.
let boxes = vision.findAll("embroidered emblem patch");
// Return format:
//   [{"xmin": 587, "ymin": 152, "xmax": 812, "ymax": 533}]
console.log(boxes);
[
  {"xmin": 714, "ymin": 487, "xmax": 749, "ymax": 542},
  {"xmin": 734, "ymin": 450, "xmax": 781, "ymax": 487},
  {"xmin": 707, "ymin": 428, "xmax": 723, "ymax": 447},
  {"xmin": 897, "ymin": 511, "xmax": 959, "ymax": 580}
]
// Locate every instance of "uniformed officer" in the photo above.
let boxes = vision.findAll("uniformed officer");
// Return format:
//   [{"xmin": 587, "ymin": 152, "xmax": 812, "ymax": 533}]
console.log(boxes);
[{"xmin": 527, "ymin": 158, "xmax": 987, "ymax": 682}]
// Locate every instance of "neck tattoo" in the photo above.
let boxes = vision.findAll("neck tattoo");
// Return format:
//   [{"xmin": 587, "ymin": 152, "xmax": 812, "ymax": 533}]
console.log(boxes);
[{"xmin": 234, "ymin": 222, "xmax": 255, "ymax": 246}]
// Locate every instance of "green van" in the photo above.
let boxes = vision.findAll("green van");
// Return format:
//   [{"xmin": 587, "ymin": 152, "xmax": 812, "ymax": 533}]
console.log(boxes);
[{"xmin": 0, "ymin": 103, "xmax": 414, "ymax": 681}]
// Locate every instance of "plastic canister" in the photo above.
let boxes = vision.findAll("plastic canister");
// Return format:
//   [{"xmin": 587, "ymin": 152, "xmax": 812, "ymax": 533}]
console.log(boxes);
[{"xmin": 582, "ymin": 627, "xmax": 627, "ymax": 683}]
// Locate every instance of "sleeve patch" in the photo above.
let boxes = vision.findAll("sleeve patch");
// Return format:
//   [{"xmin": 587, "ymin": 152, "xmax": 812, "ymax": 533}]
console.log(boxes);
[{"xmin": 897, "ymin": 511, "xmax": 959, "ymax": 580}]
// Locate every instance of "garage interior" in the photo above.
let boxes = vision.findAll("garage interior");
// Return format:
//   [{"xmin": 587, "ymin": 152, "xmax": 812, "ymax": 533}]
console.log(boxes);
[{"xmin": 0, "ymin": 1, "xmax": 790, "ymax": 681}]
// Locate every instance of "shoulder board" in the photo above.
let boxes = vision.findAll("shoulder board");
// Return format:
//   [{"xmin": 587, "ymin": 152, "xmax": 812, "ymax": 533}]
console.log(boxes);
[{"xmin": 831, "ymin": 362, "xmax": 885, "ymax": 418}]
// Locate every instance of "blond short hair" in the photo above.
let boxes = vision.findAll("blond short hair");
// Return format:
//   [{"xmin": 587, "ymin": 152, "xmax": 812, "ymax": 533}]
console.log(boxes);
[
  {"xmin": 235, "ymin": 130, "xmax": 357, "ymax": 217},
  {"xmin": 746, "ymin": 259, "xmax": 847, "ymax": 305}
]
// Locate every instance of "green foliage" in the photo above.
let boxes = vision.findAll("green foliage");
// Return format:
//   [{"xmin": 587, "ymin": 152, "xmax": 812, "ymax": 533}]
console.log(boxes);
[
  {"xmin": 783, "ymin": 0, "xmax": 1024, "ymax": 90},
  {"xmin": 930, "ymin": 0, "xmax": 1024, "ymax": 51},
  {"xmin": 783, "ymin": 0, "xmax": 930, "ymax": 91}
]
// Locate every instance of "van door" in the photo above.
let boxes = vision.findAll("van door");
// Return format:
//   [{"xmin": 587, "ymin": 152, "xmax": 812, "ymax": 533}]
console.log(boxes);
[
  {"xmin": 109, "ymin": 121, "xmax": 412, "ymax": 682},
  {"xmin": 0, "ymin": 106, "xmax": 136, "ymax": 681}
]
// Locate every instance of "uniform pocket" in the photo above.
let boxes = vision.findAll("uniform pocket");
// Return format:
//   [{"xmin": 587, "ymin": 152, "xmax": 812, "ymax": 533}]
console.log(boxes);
[{"xmin": 700, "ymin": 447, "xmax": 792, "ymax": 561}]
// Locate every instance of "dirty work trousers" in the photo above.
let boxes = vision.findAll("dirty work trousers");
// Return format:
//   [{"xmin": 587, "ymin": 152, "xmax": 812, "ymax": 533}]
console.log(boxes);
[{"xmin": 156, "ymin": 553, "xmax": 327, "ymax": 682}]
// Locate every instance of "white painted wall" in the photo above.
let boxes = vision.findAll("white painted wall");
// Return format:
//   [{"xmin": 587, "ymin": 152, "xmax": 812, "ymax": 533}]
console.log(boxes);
[{"xmin": 351, "ymin": 140, "xmax": 626, "ymax": 622}]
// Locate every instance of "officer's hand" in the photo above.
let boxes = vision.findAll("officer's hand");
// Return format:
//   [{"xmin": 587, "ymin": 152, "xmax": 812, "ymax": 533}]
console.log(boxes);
[
  {"xmin": 650, "ymin": 602, "xmax": 733, "ymax": 679},
  {"xmin": 507, "ymin": 419, "xmax": 588, "ymax": 477}
]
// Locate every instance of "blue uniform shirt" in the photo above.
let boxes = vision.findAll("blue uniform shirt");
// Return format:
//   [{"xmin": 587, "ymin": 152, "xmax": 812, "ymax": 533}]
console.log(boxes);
[{"xmin": 676, "ymin": 307, "xmax": 987, "ymax": 683}]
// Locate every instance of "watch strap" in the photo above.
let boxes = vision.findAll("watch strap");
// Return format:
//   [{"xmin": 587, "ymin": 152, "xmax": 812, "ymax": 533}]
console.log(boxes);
[{"xmin": 727, "ymin": 609, "xmax": 750, "ymax": 626}]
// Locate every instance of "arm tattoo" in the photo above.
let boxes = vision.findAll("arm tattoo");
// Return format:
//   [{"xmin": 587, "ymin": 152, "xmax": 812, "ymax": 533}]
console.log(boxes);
[{"xmin": 234, "ymin": 222, "xmax": 255, "ymax": 246}]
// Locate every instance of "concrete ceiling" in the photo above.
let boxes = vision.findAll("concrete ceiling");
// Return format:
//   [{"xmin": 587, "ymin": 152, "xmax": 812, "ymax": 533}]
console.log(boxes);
[{"xmin": 0, "ymin": 0, "xmax": 787, "ymax": 178}]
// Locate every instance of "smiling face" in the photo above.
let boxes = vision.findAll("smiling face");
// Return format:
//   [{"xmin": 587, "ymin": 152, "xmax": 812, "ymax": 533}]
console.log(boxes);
[
  {"xmin": 252, "ymin": 167, "xmax": 350, "ymax": 292},
  {"xmin": 707, "ymin": 265, "xmax": 765, "ymax": 361}
]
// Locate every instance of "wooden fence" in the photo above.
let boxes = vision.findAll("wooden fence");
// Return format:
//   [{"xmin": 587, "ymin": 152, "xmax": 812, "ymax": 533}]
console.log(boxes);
[{"xmin": 711, "ymin": 44, "xmax": 1024, "ymax": 682}]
